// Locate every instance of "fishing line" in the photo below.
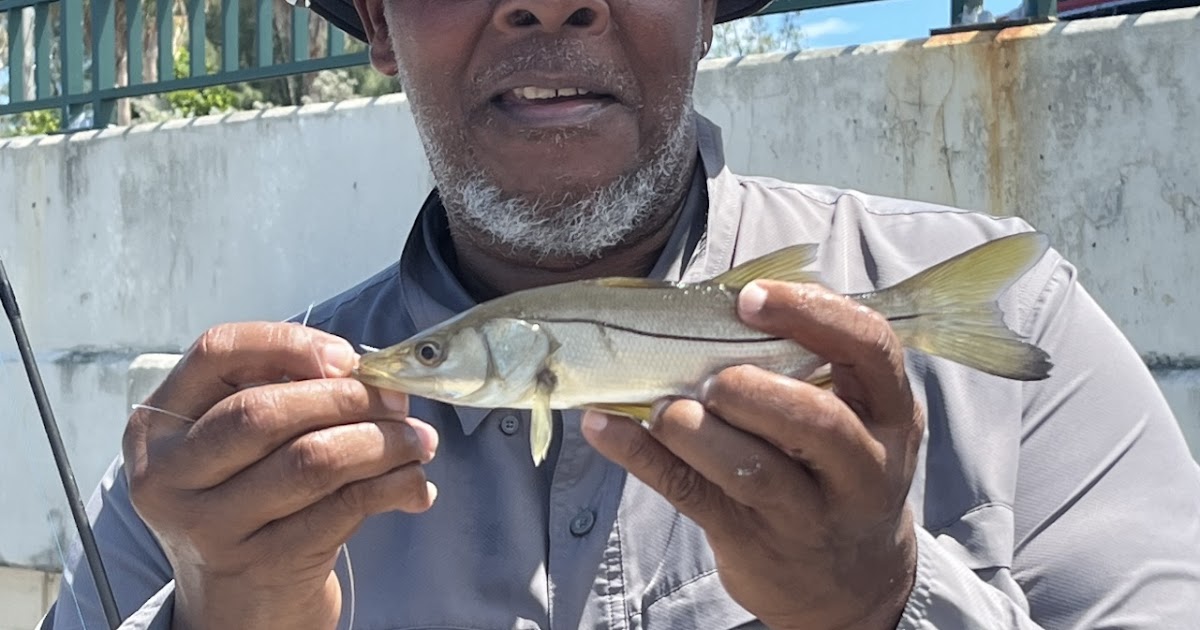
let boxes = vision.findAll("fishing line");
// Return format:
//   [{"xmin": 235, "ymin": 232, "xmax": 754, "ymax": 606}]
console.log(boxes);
[
  {"xmin": 0, "ymin": 259, "xmax": 122, "ymax": 630},
  {"xmin": 0, "ymin": 318, "xmax": 93, "ymax": 630},
  {"xmin": 129, "ymin": 404, "xmax": 195, "ymax": 425},
  {"xmin": 295, "ymin": 303, "xmax": 356, "ymax": 630}
]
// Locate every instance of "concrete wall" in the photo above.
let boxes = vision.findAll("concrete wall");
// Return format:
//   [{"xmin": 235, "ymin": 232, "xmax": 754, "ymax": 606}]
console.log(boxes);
[{"xmin": 0, "ymin": 5, "xmax": 1197, "ymax": 612}]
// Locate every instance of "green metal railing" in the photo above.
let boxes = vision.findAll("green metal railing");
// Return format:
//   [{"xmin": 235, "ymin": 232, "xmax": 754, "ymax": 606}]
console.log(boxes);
[
  {"xmin": 1, "ymin": 0, "xmax": 1060, "ymax": 135},
  {"xmin": 760, "ymin": 0, "xmax": 1058, "ymax": 29},
  {"xmin": 1, "ymin": 0, "xmax": 367, "ymax": 131}
]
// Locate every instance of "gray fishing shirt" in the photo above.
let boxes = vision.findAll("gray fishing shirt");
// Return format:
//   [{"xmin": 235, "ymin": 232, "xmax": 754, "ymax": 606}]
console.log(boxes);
[{"xmin": 48, "ymin": 114, "xmax": 1200, "ymax": 630}]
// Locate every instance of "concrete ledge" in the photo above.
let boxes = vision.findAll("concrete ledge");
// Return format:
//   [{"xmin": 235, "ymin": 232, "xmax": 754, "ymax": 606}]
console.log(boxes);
[
  {"xmin": 128, "ymin": 353, "xmax": 183, "ymax": 409},
  {"xmin": 0, "ymin": 566, "xmax": 59, "ymax": 630},
  {"xmin": 1154, "ymin": 369, "xmax": 1200, "ymax": 460}
]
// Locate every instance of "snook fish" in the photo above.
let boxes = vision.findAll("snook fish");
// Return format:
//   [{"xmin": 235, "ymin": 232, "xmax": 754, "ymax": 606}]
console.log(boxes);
[{"xmin": 353, "ymin": 232, "xmax": 1053, "ymax": 466}]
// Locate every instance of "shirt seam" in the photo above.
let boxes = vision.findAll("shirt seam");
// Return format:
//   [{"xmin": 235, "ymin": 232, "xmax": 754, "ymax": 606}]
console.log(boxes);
[
  {"xmin": 297, "ymin": 263, "xmax": 401, "ymax": 330},
  {"xmin": 617, "ymin": 515, "xmax": 631, "ymax": 628},
  {"xmin": 631, "ymin": 568, "xmax": 720, "ymax": 620},
  {"xmin": 897, "ymin": 529, "xmax": 936, "ymax": 629},
  {"xmin": 925, "ymin": 500, "xmax": 1014, "ymax": 535}
]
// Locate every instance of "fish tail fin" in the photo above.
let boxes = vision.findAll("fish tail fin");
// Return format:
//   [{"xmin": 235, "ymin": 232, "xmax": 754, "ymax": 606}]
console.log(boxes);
[{"xmin": 868, "ymin": 232, "xmax": 1053, "ymax": 381}]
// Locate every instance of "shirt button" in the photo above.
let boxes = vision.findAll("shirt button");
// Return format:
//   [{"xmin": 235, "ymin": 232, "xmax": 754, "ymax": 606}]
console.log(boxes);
[
  {"xmin": 499, "ymin": 414, "xmax": 520, "ymax": 436},
  {"xmin": 569, "ymin": 509, "xmax": 596, "ymax": 537}
]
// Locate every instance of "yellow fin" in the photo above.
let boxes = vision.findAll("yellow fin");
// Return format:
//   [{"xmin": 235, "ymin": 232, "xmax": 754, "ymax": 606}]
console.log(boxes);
[
  {"xmin": 587, "ymin": 277, "xmax": 679, "ymax": 289},
  {"xmin": 530, "ymin": 381, "xmax": 553, "ymax": 467},
  {"xmin": 586, "ymin": 403, "xmax": 655, "ymax": 424},
  {"xmin": 806, "ymin": 364, "xmax": 834, "ymax": 390},
  {"xmin": 863, "ymin": 231, "xmax": 1053, "ymax": 381},
  {"xmin": 712, "ymin": 244, "xmax": 822, "ymax": 289}
]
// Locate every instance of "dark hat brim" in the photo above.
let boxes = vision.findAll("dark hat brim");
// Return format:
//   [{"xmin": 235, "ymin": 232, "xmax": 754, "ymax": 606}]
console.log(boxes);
[{"xmin": 310, "ymin": 0, "xmax": 775, "ymax": 44}]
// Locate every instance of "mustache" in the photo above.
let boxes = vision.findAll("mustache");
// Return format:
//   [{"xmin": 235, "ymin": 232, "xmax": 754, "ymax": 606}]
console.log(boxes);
[{"xmin": 470, "ymin": 39, "xmax": 638, "ymax": 103}]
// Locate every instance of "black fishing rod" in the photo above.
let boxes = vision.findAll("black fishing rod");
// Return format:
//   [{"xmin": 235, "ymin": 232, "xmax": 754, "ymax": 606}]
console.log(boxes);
[{"xmin": 0, "ymin": 258, "xmax": 122, "ymax": 630}]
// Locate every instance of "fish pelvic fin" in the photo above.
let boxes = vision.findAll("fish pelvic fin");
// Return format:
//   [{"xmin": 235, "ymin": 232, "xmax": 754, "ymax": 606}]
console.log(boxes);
[
  {"xmin": 530, "ymin": 370, "xmax": 555, "ymax": 467},
  {"xmin": 712, "ymin": 244, "xmax": 823, "ymax": 289},
  {"xmin": 867, "ymin": 231, "xmax": 1053, "ymax": 381}
]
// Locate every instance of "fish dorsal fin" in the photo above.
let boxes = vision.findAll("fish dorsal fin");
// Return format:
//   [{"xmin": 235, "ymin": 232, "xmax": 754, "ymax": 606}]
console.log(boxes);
[
  {"xmin": 711, "ymin": 244, "xmax": 822, "ymax": 289},
  {"xmin": 586, "ymin": 277, "xmax": 680, "ymax": 289}
]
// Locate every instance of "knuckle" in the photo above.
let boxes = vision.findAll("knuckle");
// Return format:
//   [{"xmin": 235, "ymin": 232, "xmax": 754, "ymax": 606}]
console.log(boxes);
[
  {"xmin": 793, "ymin": 390, "xmax": 849, "ymax": 445},
  {"xmin": 336, "ymin": 479, "xmax": 373, "ymax": 516},
  {"xmin": 658, "ymin": 462, "xmax": 707, "ymax": 507},
  {"xmin": 855, "ymin": 307, "xmax": 899, "ymax": 362},
  {"xmin": 231, "ymin": 389, "xmax": 282, "ymax": 437},
  {"xmin": 291, "ymin": 433, "xmax": 341, "ymax": 492},
  {"xmin": 194, "ymin": 323, "xmax": 238, "ymax": 364}
]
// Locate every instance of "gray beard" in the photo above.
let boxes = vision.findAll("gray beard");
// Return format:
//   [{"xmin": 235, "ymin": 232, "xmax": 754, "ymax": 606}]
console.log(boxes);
[
  {"xmin": 391, "ymin": 23, "xmax": 704, "ymax": 262},
  {"xmin": 427, "ymin": 106, "xmax": 696, "ymax": 261}
]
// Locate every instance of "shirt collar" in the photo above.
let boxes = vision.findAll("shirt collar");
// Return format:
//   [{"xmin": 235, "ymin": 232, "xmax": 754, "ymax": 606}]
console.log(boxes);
[{"xmin": 396, "ymin": 113, "xmax": 720, "ymax": 435}]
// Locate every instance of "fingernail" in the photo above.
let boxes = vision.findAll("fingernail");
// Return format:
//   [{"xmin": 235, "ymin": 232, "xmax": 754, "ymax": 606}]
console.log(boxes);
[
  {"xmin": 738, "ymin": 281, "xmax": 768, "ymax": 319},
  {"xmin": 696, "ymin": 376, "xmax": 716, "ymax": 404},
  {"xmin": 425, "ymin": 481, "xmax": 438, "ymax": 504},
  {"xmin": 582, "ymin": 411, "xmax": 609, "ymax": 436},
  {"xmin": 322, "ymin": 341, "xmax": 357, "ymax": 375},
  {"xmin": 379, "ymin": 389, "xmax": 408, "ymax": 413},
  {"xmin": 650, "ymin": 399, "xmax": 672, "ymax": 427},
  {"xmin": 408, "ymin": 419, "xmax": 440, "ymax": 455}
]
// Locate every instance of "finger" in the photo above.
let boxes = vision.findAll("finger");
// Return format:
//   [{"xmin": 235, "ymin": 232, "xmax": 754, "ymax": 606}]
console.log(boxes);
[
  {"xmin": 204, "ymin": 417, "xmax": 438, "ymax": 529},
  {"xmin": 160, "ymin": 378, "xmax": 414, "ymax": 489},
  {"xmin": 700, "ymin": 365, "xmax": 885, "ymax": 497},
  {"xmin": 581, "ymin": 411, "xmax": 732, "ymax": 532},
  {"xmin": 737, "ymin": 281, "xmax": 913, "ymax": 427},
  {"xmin": 252, "ymin": 463, "xmax": 437, "ymax": 556},
  {"xmin": 140, "ymin": 322, "xmax": 360, "ymax": 426},
  {"xmin": 649, "ymin": 397, "xmax": 822, "ymax": 513}
]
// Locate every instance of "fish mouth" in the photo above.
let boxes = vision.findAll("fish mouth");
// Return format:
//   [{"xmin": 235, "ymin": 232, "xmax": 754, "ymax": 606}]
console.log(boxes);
[{"xmin": 350, "ymin": 363, "xmax": 406, "ymax": 392}]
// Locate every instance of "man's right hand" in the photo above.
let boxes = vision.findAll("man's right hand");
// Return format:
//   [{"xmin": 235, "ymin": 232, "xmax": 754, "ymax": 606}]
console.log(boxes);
[{"xmin": 121, "ymin": 322, "xmax": 438, "ymax": 630}]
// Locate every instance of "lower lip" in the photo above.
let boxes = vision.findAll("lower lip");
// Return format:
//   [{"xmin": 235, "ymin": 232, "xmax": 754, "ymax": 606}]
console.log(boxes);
[{"xmin": 491, "ymin": 96, "xmax": 617, "ymax": 128}]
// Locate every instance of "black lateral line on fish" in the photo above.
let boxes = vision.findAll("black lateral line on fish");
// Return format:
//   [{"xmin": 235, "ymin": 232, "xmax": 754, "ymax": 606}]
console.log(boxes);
[{"xmin": 539, "ymin": 318, "xmax": 783, "ymax": 345}]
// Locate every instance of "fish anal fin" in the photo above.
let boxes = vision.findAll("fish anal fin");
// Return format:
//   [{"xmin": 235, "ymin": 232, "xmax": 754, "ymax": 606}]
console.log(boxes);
[
  {"xmin": 712, "ymin": 244, "xmax": 822, "ymax": 289},
  {"xmin": 586, "ymin": 403, "xmax": 655, "ymax": 425},
  {"xmin": 805, "ymin": 364, "xmax": 834, "ymax": 390}
]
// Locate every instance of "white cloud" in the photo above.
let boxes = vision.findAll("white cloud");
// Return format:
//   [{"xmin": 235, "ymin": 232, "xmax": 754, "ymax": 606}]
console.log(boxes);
[{"xmin": 801, "ymin": 17, "xmax": 858, "ymax": 40}]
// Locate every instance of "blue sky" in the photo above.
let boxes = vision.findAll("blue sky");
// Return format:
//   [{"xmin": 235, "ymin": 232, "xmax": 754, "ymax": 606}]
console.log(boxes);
[{"xmin": 774, "ymin": 0, "xmax": 1023, "ymax": 49}]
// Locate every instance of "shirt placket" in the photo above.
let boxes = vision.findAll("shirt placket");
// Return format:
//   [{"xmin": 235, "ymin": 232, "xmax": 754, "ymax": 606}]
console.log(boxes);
[{"xmin": 546, "ymin": 409, "xmax": 628, "ymax": 630}]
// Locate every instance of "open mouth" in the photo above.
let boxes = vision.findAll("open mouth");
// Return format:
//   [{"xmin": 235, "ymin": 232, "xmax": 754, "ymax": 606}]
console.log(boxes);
[{"xmin": 491, "ymin": 85, "xmax": 619, "ymax": 126}]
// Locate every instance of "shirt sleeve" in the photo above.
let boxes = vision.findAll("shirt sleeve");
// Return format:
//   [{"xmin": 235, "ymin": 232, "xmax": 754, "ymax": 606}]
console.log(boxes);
[
  {"xmin": 47, "ymin": 455, "xmax": 177, "ymax": 630},
  {"xmin": 899, "ymin": 251, "xmax": 1200, "ymax": 628}
]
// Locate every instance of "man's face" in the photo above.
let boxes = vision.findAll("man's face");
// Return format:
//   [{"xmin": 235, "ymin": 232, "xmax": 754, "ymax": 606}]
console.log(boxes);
[{"xmin": 355, "ymin": 0, "xmax": 718, "ymax": 262}]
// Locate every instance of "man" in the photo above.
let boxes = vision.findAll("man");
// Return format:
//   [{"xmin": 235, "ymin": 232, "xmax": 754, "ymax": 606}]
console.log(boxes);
[{"xmin": 47, "ymin": 0, "xmax": 1200, "ymax": 628}]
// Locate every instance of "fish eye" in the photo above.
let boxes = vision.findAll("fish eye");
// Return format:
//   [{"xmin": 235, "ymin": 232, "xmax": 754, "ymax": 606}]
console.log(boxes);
[{"xmin": 416, "ymin": 341, "xmax": 442, "ymax": 366}]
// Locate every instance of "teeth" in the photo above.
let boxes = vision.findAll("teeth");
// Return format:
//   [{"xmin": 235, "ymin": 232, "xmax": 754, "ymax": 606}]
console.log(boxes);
[{"xmin": 512, "ymin": 87, "xmax": 593, "ymax": 101}]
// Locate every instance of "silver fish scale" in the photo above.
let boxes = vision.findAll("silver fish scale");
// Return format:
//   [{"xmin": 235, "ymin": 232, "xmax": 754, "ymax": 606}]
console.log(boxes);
[{"xmin": 533, "ymin": 319, "xmax": 822, "ymax": 409}]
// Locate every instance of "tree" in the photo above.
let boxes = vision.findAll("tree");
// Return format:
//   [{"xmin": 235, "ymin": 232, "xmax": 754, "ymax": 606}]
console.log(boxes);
[{"xmin": 709, "ymin": 12, "xmax": 807, "ymax": 58}]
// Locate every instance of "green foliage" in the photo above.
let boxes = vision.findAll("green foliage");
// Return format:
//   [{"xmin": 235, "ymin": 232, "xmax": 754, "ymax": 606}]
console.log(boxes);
[
  {"xmin": 163, "ymin": 49, "xmax": 242, "ymax": 117},
  {"xmin": 11, "ymin": 109, "xmax": 62, "ymax": 137}
]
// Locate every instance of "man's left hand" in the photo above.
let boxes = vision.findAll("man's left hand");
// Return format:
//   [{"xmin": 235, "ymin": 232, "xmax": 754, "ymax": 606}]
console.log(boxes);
[{"xmin": 582, "ymin": 279, "xmax": 923, "ymax": 630}]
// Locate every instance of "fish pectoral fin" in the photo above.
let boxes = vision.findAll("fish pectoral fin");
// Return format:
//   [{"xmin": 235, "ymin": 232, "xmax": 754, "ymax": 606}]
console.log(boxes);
[
  {"xmin": 712, "ymin": 244, "xmax": 823, "ymax": 289},
  {"xmin": 585, "ymin": 403, "xmax": 655, "ymax": 425},
  {"xmin": 530, "ymin": 374, "xmax": 555, "ymax": 467}
]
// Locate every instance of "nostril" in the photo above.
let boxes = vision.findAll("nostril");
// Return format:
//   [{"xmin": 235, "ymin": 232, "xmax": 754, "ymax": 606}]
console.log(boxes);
[
  {"xmin": 507, "ymin": 9, "xmax": 539, "ymax": 28},
  {"xmin": 566, "ymin": 8, "xmax": 595, "ymax": 27}
]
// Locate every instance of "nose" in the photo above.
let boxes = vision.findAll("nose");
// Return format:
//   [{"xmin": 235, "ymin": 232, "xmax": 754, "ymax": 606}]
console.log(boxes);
[{"xmin": 493, "ymin": 0, "xmax": 611, "ymax": 36}]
